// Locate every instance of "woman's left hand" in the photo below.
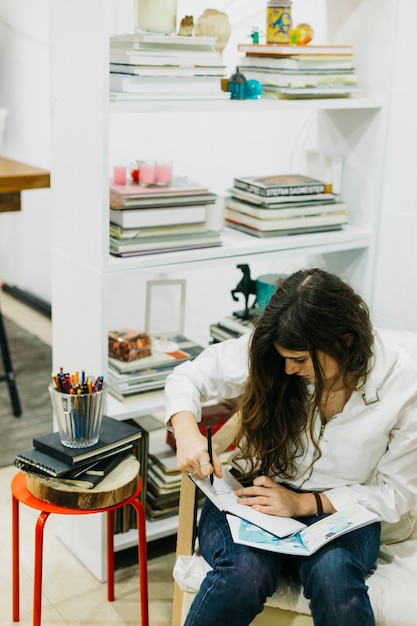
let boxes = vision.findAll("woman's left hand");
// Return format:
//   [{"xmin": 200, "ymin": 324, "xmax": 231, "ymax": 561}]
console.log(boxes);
[{"xmin": 234, "ymin": 475, "xmax": 315, "ymax": 518}]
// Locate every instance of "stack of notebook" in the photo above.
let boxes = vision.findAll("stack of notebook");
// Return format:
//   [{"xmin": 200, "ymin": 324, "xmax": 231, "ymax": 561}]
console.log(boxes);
[{"xmin": 15, "ymin": 415, "xmax": 144, "ymax": 491}]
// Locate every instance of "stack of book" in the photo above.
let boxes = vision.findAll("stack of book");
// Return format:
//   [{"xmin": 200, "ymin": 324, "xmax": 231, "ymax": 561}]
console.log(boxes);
[
  {"xmin": 225, "ymin": 174, "xmax": 348, "ymax": 238},
  {"xmin": 108, "ymin": 334, "xmax": 205, "ymax": 402},
  {"xmin": 110, "ymin": 33, "xmax": 228, "ymax": 102},
  {"xmin": 110, "ymin": 176, "xmax": 223, "ymax": 257},
  {"xmin": 14, "ymin": 416, "xmax": 145, "ymax": 496},
  {"xmin": 237, "ymin": 42, "xmax": 360, "ymax": 99},
  {"xmin": 147, "ymin": 449, "xmax": 183, "ymax": 521},
  {"xmin": 210, "ymin": 315, "xmax": 255, "ymax": 343}
]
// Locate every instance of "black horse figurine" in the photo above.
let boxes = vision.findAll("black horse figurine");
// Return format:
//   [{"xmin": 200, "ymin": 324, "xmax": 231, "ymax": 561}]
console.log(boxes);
[{"xmin": 231, "ymin": 264, "xmax": 257, "ymax": 320}]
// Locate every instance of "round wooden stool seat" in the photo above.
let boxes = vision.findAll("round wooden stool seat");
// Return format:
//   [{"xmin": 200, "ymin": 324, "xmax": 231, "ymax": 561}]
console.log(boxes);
[{"xmin": 25, "ymin": 454, "xmax": 140, "ymax": 509}]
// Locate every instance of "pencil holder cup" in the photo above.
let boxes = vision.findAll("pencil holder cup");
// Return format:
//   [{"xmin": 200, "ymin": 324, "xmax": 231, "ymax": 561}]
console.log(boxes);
[{"xmin": 48, "ymin": 383, "xmax": 107, "ymax": 448}]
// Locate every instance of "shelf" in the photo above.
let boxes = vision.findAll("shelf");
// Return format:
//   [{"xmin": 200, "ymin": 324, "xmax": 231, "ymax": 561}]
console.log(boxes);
[
  {"xmin": 110, "ymin": 95, "xmax": 384, "ymax": 115},
  {"xmin": 114, "ymin": 515, "xmax": 180, "ymax": 551},
  {"xmin": 107, "ymin": 390, "xmax": 165, "ymax": 420},
  {"xmin": 106, "ymin": 226, "xmax": 372, "ymax": 275}
]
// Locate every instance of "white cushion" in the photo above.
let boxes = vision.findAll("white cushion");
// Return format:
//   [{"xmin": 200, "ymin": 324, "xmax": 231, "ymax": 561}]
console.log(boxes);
[{"xmin": 174, "ymin": 523, "xmax": 417, "ymax": 625}]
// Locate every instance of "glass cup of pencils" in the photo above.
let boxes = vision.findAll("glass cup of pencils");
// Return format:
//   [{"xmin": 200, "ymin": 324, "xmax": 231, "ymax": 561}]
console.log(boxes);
[{"xmin": 49, "ymin": 370, "xmax": 107, "ymax": 448}]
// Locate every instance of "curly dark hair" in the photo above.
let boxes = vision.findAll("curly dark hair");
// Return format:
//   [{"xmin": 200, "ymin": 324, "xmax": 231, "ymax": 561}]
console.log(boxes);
[{"xmin": 236, "ymin": 268, "xmax": 374, "ymax": 481}]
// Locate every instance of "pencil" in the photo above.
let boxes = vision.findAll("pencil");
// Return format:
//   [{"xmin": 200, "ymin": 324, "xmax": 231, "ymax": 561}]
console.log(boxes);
[{"xmin": 207, "ymin": 425, "xmax": 214, "ymax": 485}]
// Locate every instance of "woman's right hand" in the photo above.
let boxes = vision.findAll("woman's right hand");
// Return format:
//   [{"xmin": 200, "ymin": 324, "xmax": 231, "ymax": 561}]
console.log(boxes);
[{"xmin": 170, "ymin": 411, "xmax": 222, "ymax": 480}]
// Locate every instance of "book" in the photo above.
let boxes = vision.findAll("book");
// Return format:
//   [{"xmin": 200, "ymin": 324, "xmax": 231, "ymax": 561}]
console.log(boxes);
[
  {"xmin": 262, "ymin": 85, "xmax": 361, "ymax": 99},
  {"xmin": 236, "ymin": 67, "xmax": 358, "ymax": 89},
  {"xmin": 110, "ymin": 91, "xmax": 230, "ymax": 103},
  {"xmin": 229, "ymin": 187, "xmax": 336, "ymax": 207},
  {"xmin": 110, "ymin": 51, "xmax": 223, "ymax": 66},
  {"xmin": 227, "ymin": 505, "xmax": 379, "ymax": 556},
  {"xmin": 110, "ymin": 221, "xmax": 209, "ymax": 240},
  {"xmin": 191, "ymin": 468, "xmax": 305, "ymax": 537},
  {"xmin": 109, "ymin": 90, "xmax": 230, "ymax": 103},
  {"xmin": 110, "ymin": 193, "xmax": 217, "ymax": 210},
  {"xmin": 225, "ymin": 197, "xmax": 348, "ymax": 220},
  {"xmin": 109, "ymin": 204, "xmax": 207, "ymax": 229},
  {"xmin": 110, "ymin": 73, "xmax": 222, "ymax": 94},
  {"xmin": 14, "ymin": 441, "xmax": 135, "ymax": 478},
  {"xmin": 110, "ymin": 33, "xmax": 218, "ymax": 52},
  {"xmin": 110, "ymin": 63, "xmax": 226, "ymax": 78},
  {"xmin": 238, "ymin": 43, "xmax": 354, "ymax": 57},
  {"xmin": 225, "ymin": 208, "xmax": 348, "ymax": 232},
  {"xmin": 109, "ymin": 230, "xmax": 222, "ymax": 256},
  {"xmin": 238, "ymin": 55, "xmax": 355, "ymax": 72},
  {"xmin": 191, "ymin": 469, "xmax": 378, "ymax": 552},
  {"xmin": 233, "ymin": 174, "xmax": 328, "ymax": 198},
  {"xmin": 226, "ymin": 221, "xmax": 345, "ymax": 238},
  {"xmin": 33, "ymin": 415, "xmax": 143, "ymax": 466},
  {"xmin": 110, "ymin": 176, "xmax": 209, "ymax": 200},
  {"xmin": 35, "ymin": 450, "xmax": 133, "ymax": 489}
]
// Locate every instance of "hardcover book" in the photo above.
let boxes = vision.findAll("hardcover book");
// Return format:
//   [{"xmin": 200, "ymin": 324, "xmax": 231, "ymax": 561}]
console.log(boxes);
[
  {"xmin": 233, "ymin": 174, "xmax": 328, "ymax": 198},
  {"xmin": 14, "ymin": 441, "xmax": 135, "ymax": 478},
  {"xmin": 225, "ymin": 207, "xmax": 348, "ymax": 232},
  {"xmin": 32, "ymin": 415, "xmax": 143, "ymax": 465},
  {"xmin": 110, "ymin": 176, "xmax": 209, "ymax": 200},
  {"xmin": 225, "ymin": 197, "xmax": 347, "ymax": 220},
  {"xmin": 109, "ymin": 204, "xmax": 207, "ymax": 229},
  {"xmin": 229, "ymin": 187, "xmax": 335, "ymax": 207},
  {"xmin": 238, "ymin": 43, "xmax": 353, "ymax": 57}
]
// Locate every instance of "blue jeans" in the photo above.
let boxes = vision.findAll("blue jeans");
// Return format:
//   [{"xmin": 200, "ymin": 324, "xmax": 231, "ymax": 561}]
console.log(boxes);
[{"xmin": 184, "ymin": 499, "xmax": 381, "ymax": 626}]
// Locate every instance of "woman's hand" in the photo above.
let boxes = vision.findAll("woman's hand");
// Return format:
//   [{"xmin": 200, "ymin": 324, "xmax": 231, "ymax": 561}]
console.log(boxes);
[
  {"xmin": 170, "ymin": 411, "xmax": 222, "ymax": 480},
  {"xmin": 235, "ymin": 475, "xmax": 332, "ymax": 518}
]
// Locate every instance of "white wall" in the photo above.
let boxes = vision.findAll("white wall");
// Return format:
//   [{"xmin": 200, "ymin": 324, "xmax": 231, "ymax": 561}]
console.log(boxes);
[
  {"xmin": 1, "ymin": 0, "xmax": 416, "ymax": 334},
  {"xmin": 370, "ymin": 0, "xmax": 417, "ymax": 333},
  {"xmin": 0, "ymin": 0, "xmax": 51, "ymax": 302}
]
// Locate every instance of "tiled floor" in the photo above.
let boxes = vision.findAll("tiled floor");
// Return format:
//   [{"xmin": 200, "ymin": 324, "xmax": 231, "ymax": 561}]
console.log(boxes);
[{"xmin": 0, "ymin": 291, "xmax": 176, "ymax": 625}]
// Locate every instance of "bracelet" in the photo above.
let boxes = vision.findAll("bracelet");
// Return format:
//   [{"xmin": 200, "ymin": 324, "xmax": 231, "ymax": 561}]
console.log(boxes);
[{"xmin": 313, "ymin": 492, "xmax": 323, "ymax": 516}]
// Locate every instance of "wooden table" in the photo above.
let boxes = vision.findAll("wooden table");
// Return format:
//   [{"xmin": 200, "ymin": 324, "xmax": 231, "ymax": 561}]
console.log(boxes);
[
  {"xmin": 0, "ymin": 157, "xmax": 51, "ymax": 416},
  {"xmin": 0, "ymin": 156, "xmax": 50, "ymax": 212}
]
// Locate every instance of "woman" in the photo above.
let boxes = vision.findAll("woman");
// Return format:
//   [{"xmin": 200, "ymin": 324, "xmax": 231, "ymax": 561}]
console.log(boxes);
[{"xmin": 165, "ymin": 268, "xmax": 417, "ymax": 626}]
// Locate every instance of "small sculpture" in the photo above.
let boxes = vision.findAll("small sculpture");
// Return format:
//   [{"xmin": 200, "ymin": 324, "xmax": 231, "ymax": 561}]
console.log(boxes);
[
  {"xmin": 231, "ymin": 264, "xmax": 257, "ymax": 320},
  {"xmin": 178, "ymin": 15, "xmax": 194, "ymax": 36},
  {"xmin": 195, "ymin": 9, "xmax": 231, "ymax": 52}
]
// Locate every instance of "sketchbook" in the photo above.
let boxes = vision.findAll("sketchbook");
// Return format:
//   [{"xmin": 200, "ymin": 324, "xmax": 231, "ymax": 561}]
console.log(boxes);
[
  {"xmin": 190, "ymin": 469, "xmax": 379, "ymax": 552},
  {"xmin": 189, "ymin": 469, "xmax": 305, "ymax": 538}
]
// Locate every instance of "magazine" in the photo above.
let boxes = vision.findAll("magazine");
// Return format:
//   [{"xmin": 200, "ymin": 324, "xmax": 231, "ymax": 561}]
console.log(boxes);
[{"xmin": 190, "ymin": 468, "xmax": 379, "ymax": 553}]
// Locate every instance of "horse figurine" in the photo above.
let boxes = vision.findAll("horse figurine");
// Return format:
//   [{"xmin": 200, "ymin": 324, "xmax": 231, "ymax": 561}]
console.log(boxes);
[{"xmin": 231, "ymin": 264, "xmax": 257, "ymax": 320}]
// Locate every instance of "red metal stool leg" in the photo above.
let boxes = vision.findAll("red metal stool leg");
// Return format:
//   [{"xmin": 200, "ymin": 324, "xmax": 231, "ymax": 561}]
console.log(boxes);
[
  {"xmin": 130, "ymin": 497, "xmax": 149, "ymax": 626},
  {"xmin": 33, "ymin": 512, "xmax": 50, "ymax": 626},
  {"xmin": 106, "ymin": 509, "xmax": 115, "ymax": 602},
  {"xmin": 12, "ymin": 494, "xmax": 20, "ymax": 622}
]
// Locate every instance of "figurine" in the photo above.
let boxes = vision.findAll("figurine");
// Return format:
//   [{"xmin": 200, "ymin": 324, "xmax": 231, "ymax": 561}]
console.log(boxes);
[{"xmin": 231, "ymin": 264, "xmax": 257, "ymax": 320}]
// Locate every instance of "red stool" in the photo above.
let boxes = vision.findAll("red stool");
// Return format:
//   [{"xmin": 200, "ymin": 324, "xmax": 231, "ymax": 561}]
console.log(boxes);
[{"xmin": 11, "ymin": 471, "xmax": 149, "ymax": 626}]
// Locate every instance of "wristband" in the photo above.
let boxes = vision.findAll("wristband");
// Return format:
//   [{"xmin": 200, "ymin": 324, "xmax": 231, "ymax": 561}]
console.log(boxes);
[{"xmin": 313, "ymin": 492, "xmax": 323, "ymax": 516}]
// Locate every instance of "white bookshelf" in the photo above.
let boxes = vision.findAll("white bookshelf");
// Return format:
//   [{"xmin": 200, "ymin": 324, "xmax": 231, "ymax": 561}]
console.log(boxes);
[{"xmin": 49, "ymin": 0, "xmax": 394, "ymax": 580}]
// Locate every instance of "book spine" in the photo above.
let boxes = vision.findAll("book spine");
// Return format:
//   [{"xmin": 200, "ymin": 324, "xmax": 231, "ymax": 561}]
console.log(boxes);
[{"xmin": 233, "ymin": 179, "xmax": 326, "ymax": 198}]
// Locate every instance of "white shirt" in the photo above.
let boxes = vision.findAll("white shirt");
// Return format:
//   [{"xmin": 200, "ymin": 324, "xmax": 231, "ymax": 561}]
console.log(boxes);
[{"xmin": 164, "ymin": 330, "xmax": 417, "ymax": 527}]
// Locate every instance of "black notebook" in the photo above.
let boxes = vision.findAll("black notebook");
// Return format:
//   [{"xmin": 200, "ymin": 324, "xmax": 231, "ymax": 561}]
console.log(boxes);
[
  {"xmin": 32, "ymin": 414, "xmax": 143, "ymax": 465},
  {"xmin": 15, "ymin": 441, "xmax": 135, "ymax": 478}
]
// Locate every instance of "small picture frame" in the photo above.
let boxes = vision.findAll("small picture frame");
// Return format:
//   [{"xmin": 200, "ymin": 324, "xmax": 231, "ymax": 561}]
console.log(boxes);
[{"xmin": 145, "ymin": 279, "xmax": 186, "ymax": 341}]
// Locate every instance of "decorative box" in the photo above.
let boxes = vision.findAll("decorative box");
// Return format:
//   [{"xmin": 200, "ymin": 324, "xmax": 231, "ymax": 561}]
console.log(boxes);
[{"xmin": 108, "ymin": 328, "xmax": 151, "ymax": 362}]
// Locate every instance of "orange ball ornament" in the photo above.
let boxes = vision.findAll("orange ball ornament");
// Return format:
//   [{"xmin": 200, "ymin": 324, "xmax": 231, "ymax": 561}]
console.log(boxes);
[{"xmin": 294, "ymin": 23, "xmax": 314, "ymax": 45}]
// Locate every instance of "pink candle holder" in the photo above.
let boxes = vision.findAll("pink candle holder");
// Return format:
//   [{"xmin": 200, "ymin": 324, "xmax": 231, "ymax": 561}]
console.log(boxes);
[
  {"xmin": 138, "ymin": 160, "xmax": 156, "ymax": 187},
  {"xmin": 155, "ymin": 160, "xmax": 172, "ymax": 186},
  {"xmin": 113, "ymin": 165, "xmax": 127, "ymax": 185}
]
